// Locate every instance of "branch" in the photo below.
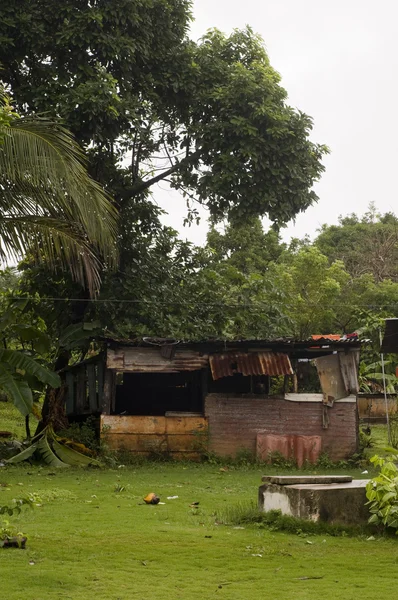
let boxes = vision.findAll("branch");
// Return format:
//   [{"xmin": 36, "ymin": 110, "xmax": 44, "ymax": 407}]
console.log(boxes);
[{"xmin": 126, "ymin": 150, "xmax": 201, "ymax": 197}]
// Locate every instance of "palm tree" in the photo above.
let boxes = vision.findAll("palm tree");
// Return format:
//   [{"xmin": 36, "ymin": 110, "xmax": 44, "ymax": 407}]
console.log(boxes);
[
  {"xmin": 0, "ymin": 89, "xmax": 118, "ymax": 296},
  {"xmin": 0, "ymin": 88, "xmax": 118, "ymax": 423}
]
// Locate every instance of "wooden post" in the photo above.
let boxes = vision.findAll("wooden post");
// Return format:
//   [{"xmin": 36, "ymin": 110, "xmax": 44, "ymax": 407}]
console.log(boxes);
[
  {"xmin": 87, "ymin": 364, "xmax": 97, "ymax": 413},
  {"xmin": 75, "ymin": 368, "xmax": 86, "ymax": 414},
  {"xmin": 102, "ymin": 369, "xmax": 116, "ymax": 415},
  {"xmin": 65, "ymin": 372, "xmax": 75, "ymax": 416}
]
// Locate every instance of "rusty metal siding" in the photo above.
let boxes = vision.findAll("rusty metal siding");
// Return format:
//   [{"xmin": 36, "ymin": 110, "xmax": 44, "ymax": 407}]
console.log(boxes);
[
  {"xmin": 107, "ymin": 347, "xmax": 208, "ymax": 372},
  {"xmin": 100, "ymin": 414, "xmax": 208, "ymax": 457},
  {"xmin": 314, "ymin": 352, "xmax": 359, "ymax": 405},
  {"xmin": 210, "ymin": 352, "xmax": 293, "ymax": 380},
  {"xmin": 314, "ymin": 354, "xmax": 347, "ymax": 405},
  {"xmin": 339, "ymin": 350, "xmax": 360, "ymax": 394},
  {"xmin": 257, "ymin": 433, "xmax": 322, "ymax": 467}
]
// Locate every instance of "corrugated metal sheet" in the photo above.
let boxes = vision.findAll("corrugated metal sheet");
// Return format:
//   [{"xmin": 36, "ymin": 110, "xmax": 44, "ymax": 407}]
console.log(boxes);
[
  {"xmin": 314, "ymin": 354, "xmax": 347, "ymax": 406},
  {"xmin": 107, "ymin": 347, "xmax": 208, "ymax": 372},
  {"xmin": 257, "ymin": 433, "xmax": 322, "ymax": 468},
  {"xmin": 210, "ymin": 352, "xmax": 293, "ymax": 380}
]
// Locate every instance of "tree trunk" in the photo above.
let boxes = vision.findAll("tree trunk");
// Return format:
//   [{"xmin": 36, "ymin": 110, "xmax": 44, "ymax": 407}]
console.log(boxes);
[{"xmin": 35, "ymin": 350, "xmax": 71, "ymax": 435}]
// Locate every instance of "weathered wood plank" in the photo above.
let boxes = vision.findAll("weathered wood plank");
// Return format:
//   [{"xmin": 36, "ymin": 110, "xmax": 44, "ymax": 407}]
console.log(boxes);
[
  {"xmin": 166, "ymin": 416, "xmax": 207, "ymax": 435},
  {"xmin": 97, "ymin": 361, "xmax": 104, "ymax": 407},
  {"xmin": 65, "ymin": 372, "xmax": 75, "ymax": 415},
  {"xmin": 87, "ymin": 364, "xmax": 97, "ymax": 412},
  {"xmin": 106, "ymin": 346, "xmax": 208, "ymax": 372},
  {"xmin": 100, "ymin": 415, "xmax": 209, "ymax": 456},
  {"xmin": 75, "ymin": 368, "xmax": 86, "ymax": 414},
  {"xmin": 102, "ymin": 369, "xmax": 116, "ymax": 414},
  {"xmin": 101, "ymin": 415, "xmax": 166, "ymax": 434}
]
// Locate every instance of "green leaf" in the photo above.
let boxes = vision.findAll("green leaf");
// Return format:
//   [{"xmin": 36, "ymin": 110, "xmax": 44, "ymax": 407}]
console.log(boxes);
[
  {"xmin": 36, "ymin": 436, "xmax": 69, "ymax": 468},
  {"xmin": 6, "ymin": 442, "xmax": 38, "ymax": 464},
  {"xmin": 0, "ymin": 349, "xmax": 60, "ymax": 388},
  {"xmin": 52, "ymin": 439, "xmax": 101, "ymax": 467},
  {"xmin": 58, "ymin": 322, "xmax": 102, "ymax": 350},
  {"xmin": 0, "ymin": 364, "xmax": 33, "ymax": 416},
  {"xmin": 12, "ymin": 324, "xmax": 51, "ymax": 354},
  {"xmin": 368, "ymin": 514, "xmax": 380, "ymax": 524}
]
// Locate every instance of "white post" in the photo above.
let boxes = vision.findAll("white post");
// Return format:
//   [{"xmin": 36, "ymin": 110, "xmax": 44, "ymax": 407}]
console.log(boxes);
[{"xmin": 380, "ymin": 329, "xmax": 391, "ymax": 445}]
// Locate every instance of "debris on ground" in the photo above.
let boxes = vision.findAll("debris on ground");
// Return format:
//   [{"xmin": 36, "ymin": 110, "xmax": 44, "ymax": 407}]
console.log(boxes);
[{"xmin": 144, "ymin": 493, "xmax": 160, "ymax": 505}]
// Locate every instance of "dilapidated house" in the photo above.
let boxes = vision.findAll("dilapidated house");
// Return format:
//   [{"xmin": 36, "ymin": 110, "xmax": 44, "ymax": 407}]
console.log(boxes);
[{"xmin": 64, "ymin": 336, "xmax": 364, "ymax": 464}]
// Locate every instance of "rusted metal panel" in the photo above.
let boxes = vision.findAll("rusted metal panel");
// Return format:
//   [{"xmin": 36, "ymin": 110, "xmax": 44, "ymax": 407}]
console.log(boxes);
[
  {"xmin": 314, "ymin": 354, "xmax": 347, "ymax": 406},
  {"xmin": 256, "ymin": 433, "xmax": 322, "ymax": 468},
  {"xmin": 209, "ymin": 352, "xmax": 293, "ymax": 380},
  {"xmin": 339, "ymin": 350, "xmax": 359, "ymax": 394},
  {"xmin": 106, "ymin": 347, "xmax": 208, "ymax": 372}
]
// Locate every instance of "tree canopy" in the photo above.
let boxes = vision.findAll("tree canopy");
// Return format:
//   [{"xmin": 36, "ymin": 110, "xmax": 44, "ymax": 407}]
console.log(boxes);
[{"xmin": 0, "ymin": 1, "xmax": 327, "ymax": 226}]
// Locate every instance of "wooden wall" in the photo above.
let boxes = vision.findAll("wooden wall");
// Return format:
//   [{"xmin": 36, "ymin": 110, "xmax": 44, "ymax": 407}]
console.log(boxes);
[
  {"xmin": 205, "ymin": 394, "xmax": 358, "ymax": 461},
  {"xmin": 358, "ymin": 394, "xmax": 398, "ymax": 420},
  {"xmin": 100, "ymin": 414, "xmax": 208, "ymax": 459}
]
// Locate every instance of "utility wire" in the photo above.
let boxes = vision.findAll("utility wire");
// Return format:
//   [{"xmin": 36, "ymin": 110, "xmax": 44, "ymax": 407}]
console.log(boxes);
[{"xmin": 2, "ymin": 296, "xmax": 398, "ymax": 309}]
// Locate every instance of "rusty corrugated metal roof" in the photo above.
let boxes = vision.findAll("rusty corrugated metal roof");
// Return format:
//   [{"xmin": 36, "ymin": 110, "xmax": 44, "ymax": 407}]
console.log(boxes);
[{"xmin": 209, "ymin": 352, "xmax": 293, "ymax": 381}]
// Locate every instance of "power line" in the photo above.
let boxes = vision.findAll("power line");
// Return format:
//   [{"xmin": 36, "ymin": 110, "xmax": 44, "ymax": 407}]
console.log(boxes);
[{"xmin": 3, "ymin": 296, "xmax": 398, "ymax": 309}]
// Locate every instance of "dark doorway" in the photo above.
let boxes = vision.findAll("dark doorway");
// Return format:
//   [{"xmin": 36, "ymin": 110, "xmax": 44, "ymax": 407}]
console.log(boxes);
[{"xmin": 114, "ymin": 370, "xmax": 205, "ymax": 416}]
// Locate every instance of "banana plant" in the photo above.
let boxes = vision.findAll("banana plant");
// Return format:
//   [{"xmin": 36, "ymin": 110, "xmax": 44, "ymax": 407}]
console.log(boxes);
[
  {"xmin": 6, "ymin": 424, "xmax": 101, "ymax": 467},
  {"xmin": 0, "ymin": 293, "xmax": 60, "ymax": 419},
  {"xmin": 359, "ymin": 360, "xmax": 398, "ymax": 394}
]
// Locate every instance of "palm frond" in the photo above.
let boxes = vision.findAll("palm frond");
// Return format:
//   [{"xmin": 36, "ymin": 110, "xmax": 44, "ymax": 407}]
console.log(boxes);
[{"xmin": 0, "ymin": 118, "xmax": 118, "ymax": 294}]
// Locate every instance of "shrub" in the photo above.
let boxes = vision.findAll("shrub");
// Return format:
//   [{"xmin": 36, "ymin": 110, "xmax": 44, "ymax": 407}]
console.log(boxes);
[{"xmin": 366, "ymin": 454, "xmax": 398, "ymax": 532}]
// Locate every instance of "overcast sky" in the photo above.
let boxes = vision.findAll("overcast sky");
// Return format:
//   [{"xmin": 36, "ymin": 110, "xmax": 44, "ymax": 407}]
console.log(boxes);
[{"xmin": 156, "ymin": 0, "xmax": 398, "ymax": 244}]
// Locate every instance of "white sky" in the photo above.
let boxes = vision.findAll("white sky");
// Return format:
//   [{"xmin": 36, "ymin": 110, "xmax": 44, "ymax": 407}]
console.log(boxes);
[{"xmin": 155, "ymin": 0, "xmax": 398, "ymax": 245}]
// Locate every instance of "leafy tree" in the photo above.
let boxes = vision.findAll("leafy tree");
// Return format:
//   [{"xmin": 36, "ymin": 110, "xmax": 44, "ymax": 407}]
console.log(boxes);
[
  {"xmin": 0, "ymin": 1, "xmax": 330, "ymax": 427},
  {"xmin": 0, "ymin": 3, "xmax": 327, "ymax": 227},
  {"xmin": 315, "ymin": 205, "xmax": 398, "ymax": 283},
  {"xmin": 206, "ymin": 217, "xmax": 284, "ymax": 274},
  {"xmin": 274, "ymin": 247, "xmax": 350, "ymax": 339}
]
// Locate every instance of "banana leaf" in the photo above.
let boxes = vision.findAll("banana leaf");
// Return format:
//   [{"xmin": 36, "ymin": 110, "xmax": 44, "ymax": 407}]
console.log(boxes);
[
  {"xmin": 36, "ymin": 435, "xmax": 69, "ymax": 468},
  {"xmin": 0, "ymin": 364, "xmax": 33, "ymax": 416},
  {"xmin": 0, "ymin": 349, "xmax": 61, "ymax": 388},
  {"xmin": 52, "ymin": 439, "xmax": 101, "ymax": 467},
  {"xmin": 6, "ymin": 442, "xmax": 38, "ymax": 464}
]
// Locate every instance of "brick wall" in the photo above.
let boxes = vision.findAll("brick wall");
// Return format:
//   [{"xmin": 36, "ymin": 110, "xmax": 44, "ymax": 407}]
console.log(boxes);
[{"xmin": 205, "ymin": 394, "xmax": 358, "ymax": 461}]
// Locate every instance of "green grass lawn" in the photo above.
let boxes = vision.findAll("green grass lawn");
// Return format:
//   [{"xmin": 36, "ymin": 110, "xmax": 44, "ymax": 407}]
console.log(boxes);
[
  {"xmin": 0, "ymin": 401, "xmax": 26, "ymax": 439},
  {"xmin": 1, "ymin": 462, "xmax": 396, "ymax": 600}
]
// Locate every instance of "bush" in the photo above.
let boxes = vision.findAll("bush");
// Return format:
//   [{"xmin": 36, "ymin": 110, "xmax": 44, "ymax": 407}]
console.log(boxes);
[
  {"xmin": 58, "ymin": 417, "xmax": 100, "ymax": 453},
  {"xmin": 366, "ymin": 454, "xmax": 398, "ymax": 532}
]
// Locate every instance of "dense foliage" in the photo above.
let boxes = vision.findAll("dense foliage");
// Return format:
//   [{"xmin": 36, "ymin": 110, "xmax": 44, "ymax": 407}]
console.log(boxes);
[
  {"xmin": 0, "ymin": 2, "xmax": 327, "ymax": 226},
  {"xmin": 0, "ymin": 2, "xmax": 397, "ymax": 417}
]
